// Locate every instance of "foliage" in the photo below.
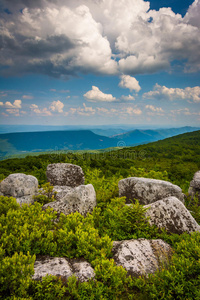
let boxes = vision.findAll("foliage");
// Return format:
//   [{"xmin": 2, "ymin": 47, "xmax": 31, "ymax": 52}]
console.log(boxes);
[
  {"xmin": 33, "ymin": 182, "xmax": 57, "ymax": 205},
  {"xmin": 0, "ymin": 249, "xmax": 35, "ymax": 298},
  {"xmin": 55, "ymin": 212, "xmax": 112, "ymax": 262},
  {"xmin": 92, "ymin": 197, "xmax": 161, "ymax": 240},
  {"xmin": 185, "ymin": 193, "xmax": 200, "ymax": 224},
  {"xmin": 0, "ymin": 195, "xmax": 19, "ymax": 215},
  {"xmin": 0, "ymin": 200, "xmax": 57, "ymax": 256}
]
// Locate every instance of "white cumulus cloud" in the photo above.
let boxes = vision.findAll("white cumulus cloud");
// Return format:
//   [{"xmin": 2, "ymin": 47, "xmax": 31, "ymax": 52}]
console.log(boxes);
[
  {"xmin": 143, "ymin": 84, "xmax": 200, "ymax": 102},
  {"xmin": 119, "ymin": 75, "xmax": 141, "ymax": 92},
  {"xmin": 49, "ymin": 100, "xmax": 64, "ymax": 113},
  {"xmin": 1, "ymin": 100, "xmax": 22, "ymax": 109},
  {"xmin": 84, "ymin": 86, "xmax": 116, "ymax": 102},
  {"xmin": 30, "ymin": 104, "xmax": 52, "ymax": 116}
]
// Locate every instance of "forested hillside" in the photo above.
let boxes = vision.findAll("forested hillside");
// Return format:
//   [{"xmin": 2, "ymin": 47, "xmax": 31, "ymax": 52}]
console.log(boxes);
[
  {"xmin": 0, "ymin": 130, "xmax": 200, "ymax": 299},
  {"xmin": 0, "ymin": 130, "xmax": 199, "ymax": 190},
  {"xmin": 0, "ymin": 126, "xmax": 199, "ymax": 160}
]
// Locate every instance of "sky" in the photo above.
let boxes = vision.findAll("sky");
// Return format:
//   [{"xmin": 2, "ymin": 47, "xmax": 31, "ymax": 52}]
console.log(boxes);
[{"xmin": 0, "ymin": 0, "xmax": 200, "ymax": 127}]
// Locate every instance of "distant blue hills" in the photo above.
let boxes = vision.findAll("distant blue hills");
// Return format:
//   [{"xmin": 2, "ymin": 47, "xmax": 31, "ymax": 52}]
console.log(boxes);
[{"xmin": 0, "ymin": 126, "xmax": 199, "ymax": 159}]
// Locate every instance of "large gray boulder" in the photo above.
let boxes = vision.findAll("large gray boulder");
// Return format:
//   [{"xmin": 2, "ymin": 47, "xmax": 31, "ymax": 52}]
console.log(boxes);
[
  {"xmin": 119, "ymin": 177, "xmax": 184, "ymax": 205},
  {"xmin": 144, "ymin": 196, "xmax": 200, "ymax": 234},
  {"xmin": 0, "ymin": 173, "xmax": 38, "ymax": 204},
  {"xmin": 43, "ymin": 184, "xmax": 96, "ymax": 216},
  {"xmin": 46, "ymin": 163, "xmax": 85, "ymax": 187},
  {"xmin": 33, "ymin": 257, "xmax": 95, "ymax": 282},
  {"xmin": 188, "ymin": 171, "xmax": 200, "ymax": 203},
  {"xmin": 112, "ymin": 239, "xmax": 172, "ymax": 277}
]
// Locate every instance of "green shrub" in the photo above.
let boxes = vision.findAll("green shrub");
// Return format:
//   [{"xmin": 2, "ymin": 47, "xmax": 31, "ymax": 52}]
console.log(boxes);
[
  {"xmin": 33, "ymin": 182, "xmax": 57, "ymax": 205},
  {"xmin": 0, "ymin": 201, "xmax": 57, "ymax": 256},
  {"xmin": 55, "ymin": 212, "xmax": 112, "ymax": 262},
  {"xmin": 0, "ymin": 196, "xmax": 20, "ymax": 216},
  {"xmin": 128, "ymin": 167, "xmax": 169, "ymax": 181},
  {"xmin": 93, "ymin": 197, "xmax": 161, "ymax": 241},
  {"xmin": 84, "ymin": 168, "xmax": 121, "ymax": 208},
  {"xmin": 185, "ymin": 194, "xmax": 200, "ymax": 224},
  {"xmin": 29, "ymin": 275, "xmax": 66, "ymax": 300},
  {"xmin": 0, "ymin": 249, "xmax": 35, "ymax": 298}
]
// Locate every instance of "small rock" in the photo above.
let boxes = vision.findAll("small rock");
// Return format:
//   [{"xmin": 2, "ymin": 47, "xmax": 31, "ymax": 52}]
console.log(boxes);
[
  {"xmin": 112, "ymin": 239, "xmax": 172, "ymax": 277},
  {"xmin": 33, "ymin": 256, "xmax": 95, "ymax": 282},
  {"xmin": 46, "ymin": 163, "xmax": 85, "ymax": 187},
  {"xmin": 43, "ymin": 184, "xmax": 96, "ymax": 216},
  {"xmin": 0, "ymin": 173, "xmax": 38, "ymax": 204},
  {"xmin": 118, "ymin": 177, "xmax": 184, "ymax": 205},
  {"xmin": 188, "ymin": 171, "xmax": 200, "ymax": 203},
  {"xmin": 145, "ymin": 196, "xmax": 200, "ymax": 234}
]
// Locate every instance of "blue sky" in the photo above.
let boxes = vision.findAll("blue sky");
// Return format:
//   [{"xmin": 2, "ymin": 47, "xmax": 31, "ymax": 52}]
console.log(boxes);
[{"xmin": 0, "ymin": 0, "xmax": 200, "ymax": 127}]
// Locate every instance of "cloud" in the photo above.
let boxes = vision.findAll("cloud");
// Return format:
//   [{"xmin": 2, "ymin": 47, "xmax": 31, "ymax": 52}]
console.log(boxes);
[
  {"xmin": 143, "ymin": 84, "xmax": 200, "ymax": 102},
  {"xmin": 49, "ymin": 100, "xmax": 64, "ymax": 113},
  {"xmin": 22, "ymin": 95, "xmax": 33, "ymax": 99},
  {"xmin": 66, "ymin": 103, "xmax": 96, "ymax": 116},
  {"xmin": 120, "ymin": 95, "xmax": 135, "ymax": 101},
  {"xmin": 125, "ymin": 107, "xmax": 142, "ymax": 115},
  {"xmin": 0, "ymin": 0, "xmax": 199, "ymax": 77},
  {"xmin": 1, "ymin": 100, "xmax": 22, "ymax": 108},
  {"xmin": 145, "ymin": 105, "xmax": 164, "ymax": 112},
  {"xmin": 171, "ymin": 107, "xmax": 200, "ymax": 116},
  {"xmin": 119, "ymin": 75, "xmax": 141, "ymax": 92},
  {"xmin": 1, "ymin": 112, "xmax": 8, "ymax": 116},
  {"xmin": 0, "ymin": 4, "xmax": 117, "ymax": 78},
  {"xmin": 6, "ymin": 109, "xmax": 20, "ymax": 116},
  {"xmin": 84, "ymin": 86, "xmax": 116, "ymax": 102},
  {"xmin": 30, "ymin": 103, "xmax": 52, "ymax": 116}
]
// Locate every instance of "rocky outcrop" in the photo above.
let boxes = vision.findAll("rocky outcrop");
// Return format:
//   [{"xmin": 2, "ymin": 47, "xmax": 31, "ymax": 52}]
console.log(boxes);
[
  {"xmin": 33, "ymin": 256, "xmax": 95, "ymax": 282},
  {"xmin": 46, "ymin": 163, "xmax": 85, "ymax": 187},
  {"xmin": 145, "ymin": 196, "xmax": 200, "ymax": 234},
  {"xmin": 112, "ymin": 239, "xmax": 172, "ymax": 277},
  {"xmin": 188, "ymin": 171, "xmax": 200, "ymax": 203},
  {"xmin": 119, "ymin": 177, "xmax": 184, "ymax": 205},
  {"xmin": 43, "ymin": 184, "xmax": 96, "ymax": 216},
  {"xmin": 0, "ymin": 173, "xmax": 38, "ymax": 205}
]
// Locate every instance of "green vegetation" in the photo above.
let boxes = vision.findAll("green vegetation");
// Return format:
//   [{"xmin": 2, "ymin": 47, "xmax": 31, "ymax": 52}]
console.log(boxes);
[{"xmin": 0, "ymin": 130, "xmax": 200, "ymax": 299}]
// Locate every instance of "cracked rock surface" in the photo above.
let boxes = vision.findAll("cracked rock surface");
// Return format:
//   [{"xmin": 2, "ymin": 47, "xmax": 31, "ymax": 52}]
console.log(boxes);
[
  {"xmin": 112, "ymin": 239, "xmax": 172, "ymax": 277},
  {"xmin": 145, "ymin": 196, "xmax": 200, "ymax": 234},
  {"xmin": 33, "ymin": 256, "xmax": 95, "ymax": 282},
  {"xmin": 119, "ymin": 177, "xmax": 185, "ymax": 205},
  {"xmin": 43, "ymin": 184, "xmax": 96, "ymax": 216},
  {"xmin": 46, "ymin": 163, "xmax": 85, "ymax": 187}
]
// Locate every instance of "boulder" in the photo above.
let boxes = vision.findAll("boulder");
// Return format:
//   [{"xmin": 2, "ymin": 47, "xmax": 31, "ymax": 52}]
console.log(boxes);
[
  {"xmin": 144, "ymin": 196, "xmax": 200, "ymax": 234},
  {"xmin": 112, "ymin": 239, "xmax": 172, "ymax": 277},
  {"xmin": 0, "ymin": 173, "xmax": 38, "ymax": 204},
  {"xmin": 188, "ymin": 171, "xmax": 200, "ymax": 203},
  {"xmin": 118, "ymin": 177, "xmax": 184, "ymax": 205},
  {"xmin": 46, "ymin": 163, "xmax": 85, "ymax": 187},
  {"xmin": 43, "ymin": 184, "xmax": 96, "ymax": 216},
  {"xmin": 33, "ymin": 256, "xmax": 95, "ymax": 282}
]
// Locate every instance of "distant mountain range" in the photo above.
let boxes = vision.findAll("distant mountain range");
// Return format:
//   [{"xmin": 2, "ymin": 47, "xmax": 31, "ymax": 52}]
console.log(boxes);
[{"xmin": 0, "ymin": 126, "xmax": 199, "ymax": 159}]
